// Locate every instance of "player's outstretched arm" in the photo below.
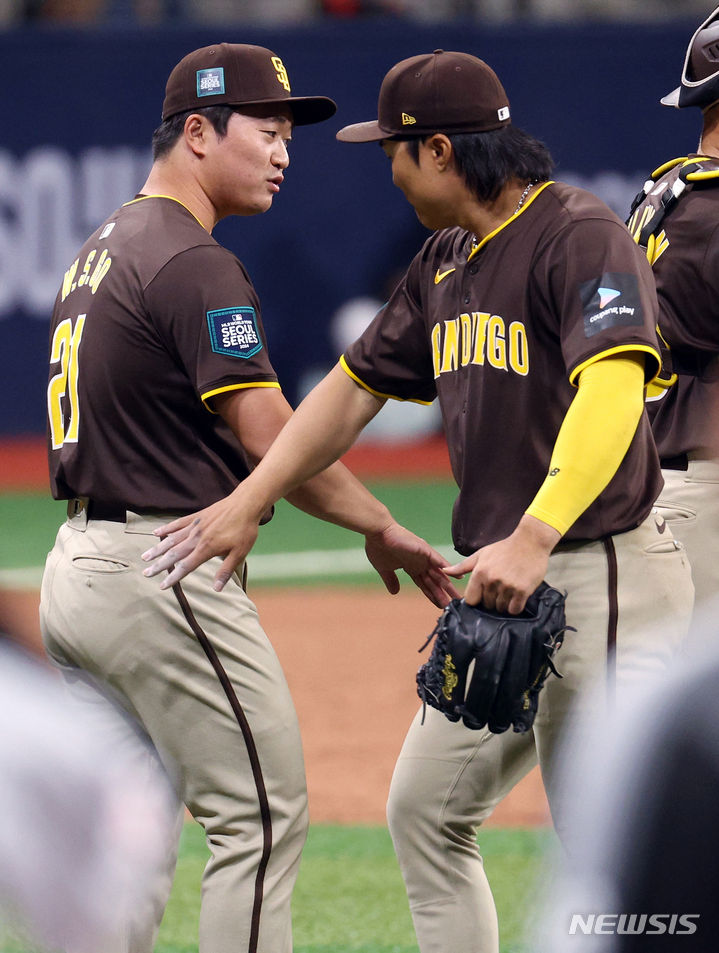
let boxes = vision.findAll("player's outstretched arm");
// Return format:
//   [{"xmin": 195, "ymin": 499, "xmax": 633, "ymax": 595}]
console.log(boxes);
[
  {"xmin": 143, "ymin": 500, "xmax": 457, "ymax": 605},
  {"xmin": 143, "ymin": 365, "xmax": 458, "ymax": 604}
]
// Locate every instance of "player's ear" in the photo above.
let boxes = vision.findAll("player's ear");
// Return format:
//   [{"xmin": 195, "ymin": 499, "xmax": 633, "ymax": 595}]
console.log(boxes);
[
  {"xmin": 184, "ymin": 113, "xmax": 210, "ymax": 158},
  {"xmin": 426, "ymin": 134, "xmax": 453, "ymax": 172}
]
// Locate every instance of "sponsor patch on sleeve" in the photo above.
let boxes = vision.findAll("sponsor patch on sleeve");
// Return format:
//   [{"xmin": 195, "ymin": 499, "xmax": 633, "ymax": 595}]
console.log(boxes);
[
  {"xmin": 579, "ymin": 272, "xmax": 644, "ymax": 338},
  {"xmin": 206, "ymin": 307, "xmax": 263, "ymax": 359}
]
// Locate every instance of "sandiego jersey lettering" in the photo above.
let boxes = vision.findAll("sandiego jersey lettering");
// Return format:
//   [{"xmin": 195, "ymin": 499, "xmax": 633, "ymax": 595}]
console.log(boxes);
[
  {"xmin": 431, "ymin": 313, "xmax": 529, "ymax": 378},
  {"xmin": 344, "ymin": 181, "xmax": 662, "ymax": 551}
]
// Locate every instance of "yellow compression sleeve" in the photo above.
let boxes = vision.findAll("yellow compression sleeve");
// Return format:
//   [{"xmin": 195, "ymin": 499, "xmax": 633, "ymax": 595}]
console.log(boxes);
[{"xmin": 524, "ymin": 355, "xmax": 646, "ymax": 536}]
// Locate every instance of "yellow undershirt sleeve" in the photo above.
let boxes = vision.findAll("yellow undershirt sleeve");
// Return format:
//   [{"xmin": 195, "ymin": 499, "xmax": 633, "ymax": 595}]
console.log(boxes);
[{"xmin": 524, "ymin": 355, "xmax": 646, "ymax": 536}]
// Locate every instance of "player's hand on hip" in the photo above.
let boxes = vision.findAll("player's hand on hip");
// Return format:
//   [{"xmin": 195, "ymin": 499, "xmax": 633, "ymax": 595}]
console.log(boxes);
[
  {"xmin": 364, "ymin": 521, "xmax": 460, "ymax": 608},
  {"xmin": 444, "ymin": 514, "xmax": 561, "ymax": 614},
  {"xmin": 142, "ymin": 499, "xmax": 260, "ymax": 591}
]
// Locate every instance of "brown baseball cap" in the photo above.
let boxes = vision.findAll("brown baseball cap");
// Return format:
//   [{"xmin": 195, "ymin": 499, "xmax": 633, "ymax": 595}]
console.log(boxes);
[
  {"xmin": 162, "ymin": 43, "xmax": 337, "ymax": 125},
  {"xmin": 336, "ymin": 50, "xmax": 510, "ymax": 143}
]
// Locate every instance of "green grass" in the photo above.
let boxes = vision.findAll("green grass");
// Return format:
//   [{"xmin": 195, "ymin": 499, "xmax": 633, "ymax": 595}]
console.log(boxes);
[
  {"xmin": 254, "ymin": 480, "xmax": 455, "ymax": 557},
  {"xmin": 0, "ymin": 495, "xmax": 65, "ymax": 572},
  {"xmin": 0, "ymin": 824, "xmax": 553, "ymax": 953},
  {"xmin": 250, "ymin": 479, "xmax": 458, "ymax": 587},
  {"xmin": 154, "ymin": 823, "xmax": 553, "ymax": 953},
  {"xmin": 0, "ymin": 480, "xmax": 458, "ymax": 585}
]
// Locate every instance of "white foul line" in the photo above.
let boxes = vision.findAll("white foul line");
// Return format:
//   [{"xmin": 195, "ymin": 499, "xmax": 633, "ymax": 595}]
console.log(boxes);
[{"xmin": 0, "ymin": 543, "xmax": 456, "ymax": 590}]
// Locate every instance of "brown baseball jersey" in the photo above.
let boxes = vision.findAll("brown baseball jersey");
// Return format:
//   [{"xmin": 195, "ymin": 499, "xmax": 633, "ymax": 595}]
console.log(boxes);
[
  {"xmin": 627, "ymin": 155, "xmax": 719, "ymax": 459},
  {"xmin": 343, "ymin": 181, "xmax": 663, "ymax": 554},
  {"xmin": 47, "ymin": 195, "xmax": 279, "ymax": 513}
]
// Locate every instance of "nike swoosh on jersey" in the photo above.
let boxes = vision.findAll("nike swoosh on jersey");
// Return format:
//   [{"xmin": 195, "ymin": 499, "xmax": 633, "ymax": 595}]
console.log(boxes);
[{"xmin": 434, "ymin": 267, "xmax": 456, "ymax": 285}]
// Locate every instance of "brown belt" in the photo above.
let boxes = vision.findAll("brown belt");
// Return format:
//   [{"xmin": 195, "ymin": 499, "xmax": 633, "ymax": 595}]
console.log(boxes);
[
  {"xmin": 660, "ymin": 454, "xmax": 688, "ymax": 471},
  {"xmin": 68, "ymin": 498, "xmax": 127, "ymax": 522},
  {"xmin": 87, "ymin": 500, "xmax": 128, "ymax": 521},
  {"xmin": 70, "ymin": 498, "xmax": 197, "ymax": 522}
]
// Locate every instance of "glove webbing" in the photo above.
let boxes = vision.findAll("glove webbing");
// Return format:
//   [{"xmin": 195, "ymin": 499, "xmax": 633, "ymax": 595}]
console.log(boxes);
[{"xmin": 417, "ymin": 615, "xmax": 458, "ymax": 725}]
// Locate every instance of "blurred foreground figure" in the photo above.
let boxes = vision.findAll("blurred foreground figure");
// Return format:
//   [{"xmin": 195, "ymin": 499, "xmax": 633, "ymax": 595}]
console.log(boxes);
[
  {"xmin": 0, "ymin": 638, "xmax": 176, "ymax": 953},
  {"xmin": 538, "ymin": 601, "xmax": 719, "ymax": 951}
]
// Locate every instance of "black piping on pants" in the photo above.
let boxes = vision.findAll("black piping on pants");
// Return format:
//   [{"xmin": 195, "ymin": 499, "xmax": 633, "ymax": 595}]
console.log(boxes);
[{"xmin": 173, "ymin": 582, "xmax": 272, "ymax": 953}]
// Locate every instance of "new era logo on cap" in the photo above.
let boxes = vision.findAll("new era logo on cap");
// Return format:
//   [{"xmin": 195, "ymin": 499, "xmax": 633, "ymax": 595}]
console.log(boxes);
[{"xmin": 197, "ymin": 67, "xmax": 225, "ymax": 97}]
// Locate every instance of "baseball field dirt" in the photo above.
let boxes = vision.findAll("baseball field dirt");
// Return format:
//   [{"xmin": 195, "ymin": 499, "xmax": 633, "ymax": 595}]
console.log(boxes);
[
  {"xmin": 1, "ymin": 582, "xmax": 550, "ymax": 827},
  {"xmin": 1, "ymin": 436, "xmax": 549, "ymax": 826}
]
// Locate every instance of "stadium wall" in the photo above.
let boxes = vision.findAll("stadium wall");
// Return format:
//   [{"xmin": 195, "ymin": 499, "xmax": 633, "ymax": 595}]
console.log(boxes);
[{"xmin": 0, "ymin": 18, "xmax": 697, "ymax": 435}]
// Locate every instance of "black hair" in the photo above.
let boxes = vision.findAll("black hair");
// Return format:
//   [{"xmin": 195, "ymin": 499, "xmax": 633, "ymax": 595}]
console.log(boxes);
[
  {"xmin": 402, "ymin": 125, "xmax": 555, "ymax": 203},
  {"xmin": 151, "ymin": 105, "xmax": 236, "ymax": 160}
]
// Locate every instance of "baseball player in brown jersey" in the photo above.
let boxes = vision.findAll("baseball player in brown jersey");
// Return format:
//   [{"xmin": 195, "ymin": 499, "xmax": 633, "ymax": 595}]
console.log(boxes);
[
  {"xmin": 40, "ymin": 43, "xmax": 457, "ymax": 953},
  {"xmin": 142, "ymin": 52, "xmax": 695, "ymax": 951},
  {"xmin": 627, "ymin": 5, "xmax": 719, "ymax": 633}
]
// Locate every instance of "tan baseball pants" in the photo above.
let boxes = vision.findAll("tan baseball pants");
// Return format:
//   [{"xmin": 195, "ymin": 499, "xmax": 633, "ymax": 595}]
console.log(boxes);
[
  {"xmin": 653, "ymin": 455, "xmax": 719, "ymax": 643},
  {"xmin": 386, "ymin": 513, "xmax": 694, "ymax": 953},
  {"xmin": 40, "ymin": 507, "xmax": 308, "ymax": 953}
]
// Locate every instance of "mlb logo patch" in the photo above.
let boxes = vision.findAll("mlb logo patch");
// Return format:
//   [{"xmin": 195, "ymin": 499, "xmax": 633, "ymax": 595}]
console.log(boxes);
[
  {"xmin": 197, "ymin": 67, "xmax": 225, "ymax": 98},
  {"xmin": 207, "ymin": 307, "xmax": 263, "ymax": 359}
]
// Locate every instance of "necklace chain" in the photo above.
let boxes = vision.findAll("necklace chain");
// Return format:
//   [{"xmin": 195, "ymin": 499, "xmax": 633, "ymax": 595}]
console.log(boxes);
[
  {"xmin": 514, "ymin": 181, "xmax": 536, "ymax": 215},
  {"xmin": 471, "ymin": 181, "xmax": 538, "ymax": 250}
]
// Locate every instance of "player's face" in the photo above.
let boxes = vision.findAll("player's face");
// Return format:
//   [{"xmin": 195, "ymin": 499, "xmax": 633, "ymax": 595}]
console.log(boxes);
[
  {"xmin": 381, "ymin": 139, "xmax": 456, "ymax": 230},
  {"xmin": 206, "ymin": 104, "xmax": 293, "ymax": 217}
]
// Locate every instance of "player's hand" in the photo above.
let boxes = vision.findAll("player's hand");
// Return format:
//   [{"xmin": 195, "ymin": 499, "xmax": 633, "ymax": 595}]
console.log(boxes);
[
  {"xmin": 364, "ymin": 521, "xmax": 460, "ymax": 608},
  {"xmin": 444, "ymin": 514, "xmax": 561, "ymax": 614},
  {"xmin": 141, "ymin": 494, "xmax": 262, "ymax": 591}
]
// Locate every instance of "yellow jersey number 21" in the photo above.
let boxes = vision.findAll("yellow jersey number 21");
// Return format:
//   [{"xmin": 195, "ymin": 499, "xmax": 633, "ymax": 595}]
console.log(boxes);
[{"xmin": 48, "ymin": 314, "xmax": 86, "ymax": 450}]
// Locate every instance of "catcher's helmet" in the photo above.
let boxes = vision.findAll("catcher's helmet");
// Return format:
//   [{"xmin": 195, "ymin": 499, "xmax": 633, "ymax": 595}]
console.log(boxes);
[{"xmin": 662, "ymin": 6, "xmax": 719, "ymax": 109}]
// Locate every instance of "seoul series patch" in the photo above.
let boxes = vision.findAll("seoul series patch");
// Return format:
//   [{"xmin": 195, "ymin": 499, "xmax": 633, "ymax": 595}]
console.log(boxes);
[
  {"xmin": 207, "ymin": 307, "xmax": 263, "ymax": 359},
  {"xmin": 579, "ymin": 272, "xmax": 644, "ymax": 338},
  {"xmin": 197, "ymin": 67, "xmax": 225, "ymax": 98}
]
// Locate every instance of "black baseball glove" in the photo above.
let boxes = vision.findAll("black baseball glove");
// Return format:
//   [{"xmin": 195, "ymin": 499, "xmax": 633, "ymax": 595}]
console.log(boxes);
[{"xmin": 416, "ymin": 582, "xmax": 571, "ymax": 734}]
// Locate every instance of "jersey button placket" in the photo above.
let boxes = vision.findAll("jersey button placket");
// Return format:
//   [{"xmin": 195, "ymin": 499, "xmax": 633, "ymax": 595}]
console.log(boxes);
[
  {"xmin": 463, "ymin": 261, "xmax": 477, "ymax": 305},
  {"xmin": 460, "ymin": 268, "xmax": 474, "ymax": 414}
]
